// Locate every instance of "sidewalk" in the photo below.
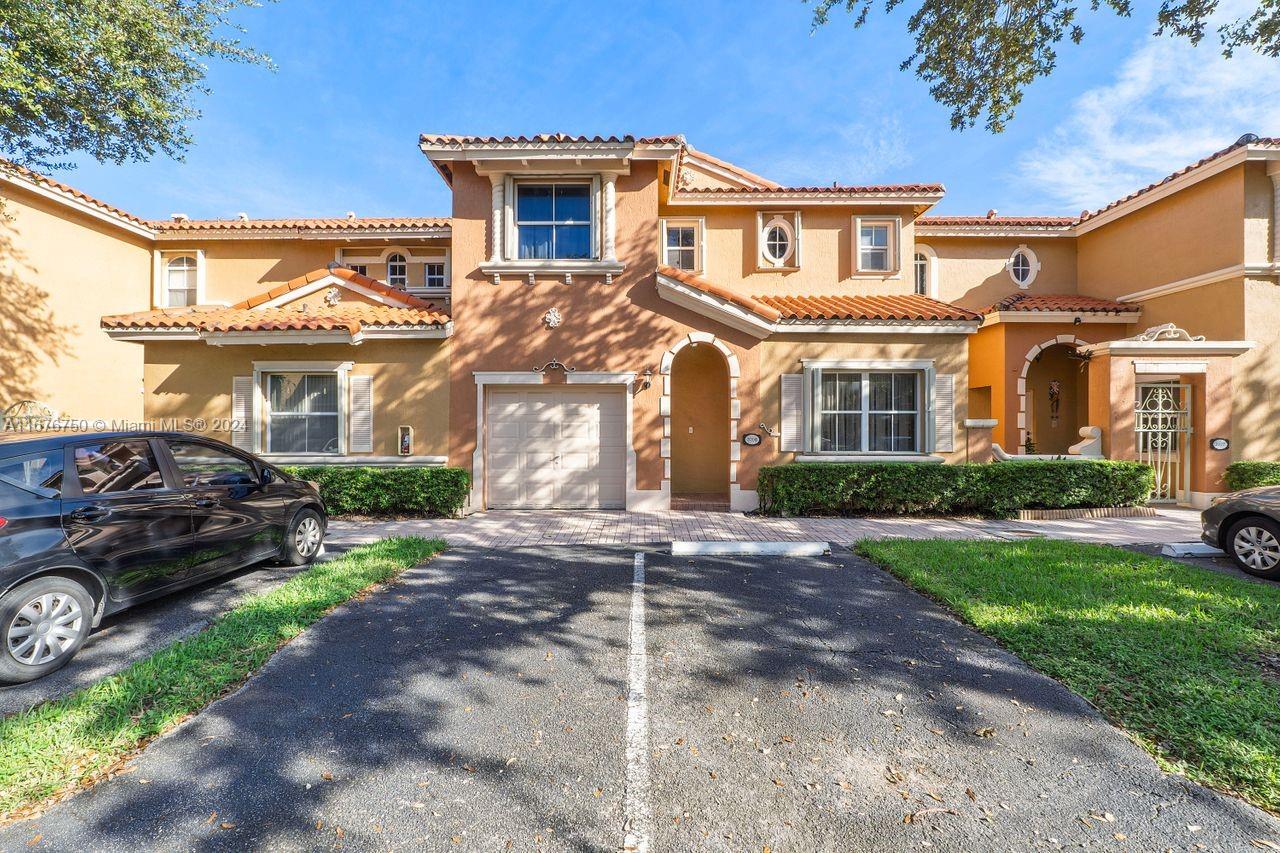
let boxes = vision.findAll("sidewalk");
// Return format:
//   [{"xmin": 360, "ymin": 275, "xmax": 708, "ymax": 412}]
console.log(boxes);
[{"xmin": 327, "ymin": 507, "xmax": 1202, "ymax": 549}]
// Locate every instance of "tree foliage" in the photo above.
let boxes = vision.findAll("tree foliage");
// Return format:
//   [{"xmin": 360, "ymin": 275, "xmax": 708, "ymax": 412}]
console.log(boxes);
[
  {"xmin": 809, "ymin": 0, "xmax": 1280, "ymax": 132},
  {"xmin": 0, "ymin": 0, "xmax": 271, "ymax": 171}
]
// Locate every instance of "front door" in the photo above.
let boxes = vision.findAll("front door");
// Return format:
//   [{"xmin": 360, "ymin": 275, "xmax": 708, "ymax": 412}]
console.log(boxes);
[
  {"xmin": 1135, "ymin": 383, "xmax": 1192, "ymax": 503},
  {"xmin": 61, "ymin": 438, "xmax": 196, "ymax": 602}
]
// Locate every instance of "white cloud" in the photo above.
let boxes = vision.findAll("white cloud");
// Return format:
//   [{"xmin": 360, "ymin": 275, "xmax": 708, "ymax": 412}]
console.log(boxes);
[
  {"xmin": 769, "ymin": 114, "xmax": 913, "ymax": 186},
  {"xmin": 1017, "ymin": 20, "xmax": 1280, "ymax": 214}
]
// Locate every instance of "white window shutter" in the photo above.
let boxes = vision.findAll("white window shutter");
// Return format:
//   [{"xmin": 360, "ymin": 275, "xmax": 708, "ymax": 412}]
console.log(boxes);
[
  {"xmin": 231, "ymin": 376, "xmax": 253, "ymax": 452},
  {"xmin": 934, "ymin": 373, "xmax": 955, "ymax": 452},
  {"xmin": 349, "ymin": 374, "xmax": 373, "ymax": 453},
  {"xmin": 780, "ymin": 374, "xmax": 804, "ymax": 452}
]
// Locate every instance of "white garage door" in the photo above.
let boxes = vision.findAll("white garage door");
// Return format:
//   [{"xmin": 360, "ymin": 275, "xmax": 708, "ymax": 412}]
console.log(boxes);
[{"xmin": 486, "ymin": 387, "xmax": 627, "ymax": 509}]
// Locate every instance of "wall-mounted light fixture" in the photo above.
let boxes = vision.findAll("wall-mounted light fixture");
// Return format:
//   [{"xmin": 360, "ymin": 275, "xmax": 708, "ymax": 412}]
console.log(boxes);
[{"xmin": 640, "ymin": 369, "xmax": 653, "ymax": 390}]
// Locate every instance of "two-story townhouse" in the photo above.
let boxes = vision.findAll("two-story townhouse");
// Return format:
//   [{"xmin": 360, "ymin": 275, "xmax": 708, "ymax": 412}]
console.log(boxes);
[{"xmin": 2, "ymin": 132, "xmax": 1277, "ymax": 510}]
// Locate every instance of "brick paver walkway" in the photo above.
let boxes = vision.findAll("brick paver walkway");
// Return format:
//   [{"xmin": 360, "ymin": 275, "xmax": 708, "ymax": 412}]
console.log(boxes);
[{"xmin": 327, "ymin": 507, "xmax": 1202, "ymax": 549}]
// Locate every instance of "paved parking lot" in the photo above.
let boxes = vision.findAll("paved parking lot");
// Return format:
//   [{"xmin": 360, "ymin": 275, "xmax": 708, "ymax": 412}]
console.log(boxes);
[{"xmin": 3, "ymin": 546, "xmax": 1275, "ymax": 851}]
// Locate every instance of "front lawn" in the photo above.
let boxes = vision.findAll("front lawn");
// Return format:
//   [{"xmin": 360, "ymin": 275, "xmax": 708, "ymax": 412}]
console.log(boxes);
[
  {"xmin": 0, "ymin": 536, "xmax": 444, "ymax": 823},
  {"xmin": 857, "ymin": 539, "xmax": 1280, "ymax": 814}
]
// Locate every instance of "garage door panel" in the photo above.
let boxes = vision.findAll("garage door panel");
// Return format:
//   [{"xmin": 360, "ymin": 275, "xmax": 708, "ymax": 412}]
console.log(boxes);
[{"xmin": 486, "ymin": 387, "xmax": 627, "ymax": 510}]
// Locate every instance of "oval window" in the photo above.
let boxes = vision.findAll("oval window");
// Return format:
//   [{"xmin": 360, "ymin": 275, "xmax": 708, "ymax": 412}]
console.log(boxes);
[
  {"xmin": 761, "ymin": 219, "xmax": 795, "ymax": 266},
  {"xmin": 1007, "ymin": 246, "xmax": 1039, "ymax": 287}
]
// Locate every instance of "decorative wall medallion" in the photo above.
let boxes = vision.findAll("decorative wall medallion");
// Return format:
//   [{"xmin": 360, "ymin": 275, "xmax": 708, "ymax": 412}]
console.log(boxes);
[
  {"xmin": 543, "ymin": 307, "xmax": 563, "ymax": 328},
  {"xmin": 323, "ymin": 287, "xmax": 342, "ymax": 307}
]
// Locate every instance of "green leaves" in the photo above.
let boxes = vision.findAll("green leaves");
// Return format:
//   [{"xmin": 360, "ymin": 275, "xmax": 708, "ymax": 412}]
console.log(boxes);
[
  {"xmin": 0, "ymin": 0, "xmax": 273, "ymax": 170},
  {"xmin": 807, "ymin": 0, "xmax": 1280, "ymax": 132},
  {"xmin": 281, "ymin": 466, "xmax": 472, "ymax": 517},
  {"xmin": 757, "ymin": 460, "xmax": 1154, "ymax": 517}
]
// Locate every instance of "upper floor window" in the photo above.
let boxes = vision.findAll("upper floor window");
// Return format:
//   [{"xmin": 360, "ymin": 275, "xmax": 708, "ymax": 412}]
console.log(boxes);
[
  {"xmin": 913, "ymin": 252, "xmax": 928, "ymax": 295},
  {"xmin": 166, "ymin": 256, "xmax": 197, "ymax": 306},
  {"xmin": 424, "ymin": 262, "xmax": 446, "ymax": 289},
  {"xmin": 386, "ymin": 254, "xmax": 408, "ymax": 289},
  {"xmin": 757, "ymin": 211, "xmax": 801, "ymax": 270},
  {"xmin": 1007, "ymin": 245, "xmax": 1040, "ymax": 288},
  {"xmin": 347, "ymin": 264, "xmax": 367, "ymax": 277},
  {"xmin": 516, "ymin": 183, "xmax": 592, "ymax": 260},
  {"xmin": 662, "ymin": 218, "xmax": 702, "ymax": 272},
  {"xmin": 855, "ymin": 218, "xmax": 898, "ymax": 273}
]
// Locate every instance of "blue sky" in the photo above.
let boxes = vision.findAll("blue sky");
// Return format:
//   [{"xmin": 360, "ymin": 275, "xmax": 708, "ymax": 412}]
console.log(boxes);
[{"xmin": 61, "ymin": 0, "xmax": 1280, "ymax": 220}]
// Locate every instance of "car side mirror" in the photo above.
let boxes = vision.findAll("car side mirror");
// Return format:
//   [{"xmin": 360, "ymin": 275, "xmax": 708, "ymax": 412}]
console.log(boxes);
[{"xmin": 260, "ymin": 468, "xmax": 276, "ymax": 486}]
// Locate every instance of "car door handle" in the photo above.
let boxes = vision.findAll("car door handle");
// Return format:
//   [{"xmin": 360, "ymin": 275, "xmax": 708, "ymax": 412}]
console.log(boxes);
[
  {"xmin": 193, "ymin": 497, "xmax": 219, "ymax": 509},
  {"xmin": 68, "ymin": 506, "xmax": 110, "ymax": 523}
]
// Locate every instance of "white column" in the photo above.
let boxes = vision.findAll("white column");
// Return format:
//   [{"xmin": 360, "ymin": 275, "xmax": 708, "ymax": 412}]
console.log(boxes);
[
  {"xmin": 488, "ymin": 173, "xmax": 505, "ymax": 264},
  {"xmin": 602, "ymin": 174, "xmax": 617, "ymax": 262},
  {"xmin": 1269, "ymin": 163, "xmax": 1280, "ymax": 265}
]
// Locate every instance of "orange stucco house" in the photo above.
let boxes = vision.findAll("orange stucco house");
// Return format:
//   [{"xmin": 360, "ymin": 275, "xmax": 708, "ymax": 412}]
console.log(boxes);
[{"xmin": 2, "ymin": 133, "xmax": 1278, "ymax": 510}]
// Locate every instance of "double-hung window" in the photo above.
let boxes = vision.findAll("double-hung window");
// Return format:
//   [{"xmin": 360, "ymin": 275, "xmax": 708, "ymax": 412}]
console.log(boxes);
[
  {"xmin": 812, "ymin": 369, "xmax": 922, "ymax": 453},
  {"xmin": 662, "ymin": 219, "xmax": 702, "ymax": 271},
  {"xmin": 166, "ymin": 256, "xmax": 198, "ymax": 306},
  {"xmin": 386, "ymin": 254, "xmax": 408, "ymax": 289},
  {"xmin": 855, "ymin": 218, "xmax": 899, "ymax": 274},
  {"xmin": 266, "ymin": 373, "xmax": 340, "ymax": 454},
  {"xmin": 424, "ymin": 262, "xmax": 446, "ymax": 288},
  {"xmin": 515, "ymin": 183, "xmax": 592, "ymax": 260}
]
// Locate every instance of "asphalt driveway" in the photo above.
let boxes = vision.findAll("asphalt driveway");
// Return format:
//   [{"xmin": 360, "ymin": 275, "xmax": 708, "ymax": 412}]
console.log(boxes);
[{"xmin": 1, "ymin": 546, "xmax": 1276, "ymax": 851}]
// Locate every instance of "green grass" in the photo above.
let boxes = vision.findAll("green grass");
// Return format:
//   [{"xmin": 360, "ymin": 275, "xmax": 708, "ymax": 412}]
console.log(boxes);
[
  {"xmin": 0, "ymin": 536, "xmax": 444, "ymax": 821},
  {"xmin": 857, "ymin": 538, "xmax": 1280, "ymax": 814}
]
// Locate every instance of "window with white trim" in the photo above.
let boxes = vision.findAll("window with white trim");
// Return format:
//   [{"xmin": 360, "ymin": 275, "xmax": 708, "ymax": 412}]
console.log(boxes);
[
  {"xmin": 760, "ymin": 216, "xmax": 796, "ymax": 268},
  {"xmin": 913, "ymin": 252, "xmax": 928, "ymax": 295},
  {"xmin": 663, "ymin": 219, "xmax": 702, "ymax": 271},
  {"xmin": 386, "ymin": 254, "xmax": 408, "ymax": 289},
  {"xmin": 266, "ymin": 373, "xmax": 340, "ymax": 454},
  {"xmin": 166, "ymin": 255, "xmax": 198, "ymax": 306},
  {"xmin": 811, "ymin": 369, "xmax": 922, "ymax": 453},
  {"xmin": 515, "ymin": 182, "xmax": 593, "ymax": 260},
  {"xmin": 856, "ymin": 218, "xmax": 898, "ymax": 273},
  {"xmin": 424, "ymin": 262, "xmax": 446, "ymax": 288},
  {"xmin": 347, "ymin": 264, "xmax": 367, "ymax": 276},
  {"xmin": 1006, "ymin": 245, "xmax": 1040, "ymax": 287}
]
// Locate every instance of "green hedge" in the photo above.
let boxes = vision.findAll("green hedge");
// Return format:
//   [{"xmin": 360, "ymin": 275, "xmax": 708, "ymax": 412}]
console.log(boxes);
[
  {"xmin": 757, "ymin": 460, "xmax": 1154, "ymax": 518},
  {"xmin": 1224, "ymin": 461, "xmax": 1280, "ymax": 492},
  {"xmin": 281, "ymin": 466, "xmax": 470, "ymax": 517}
]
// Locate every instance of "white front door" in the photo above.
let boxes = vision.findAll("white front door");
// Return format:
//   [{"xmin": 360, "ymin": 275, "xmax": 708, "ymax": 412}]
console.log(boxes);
[{"xmin": 486, "ymin": 387, "xmax": 626, "ymax": 509}]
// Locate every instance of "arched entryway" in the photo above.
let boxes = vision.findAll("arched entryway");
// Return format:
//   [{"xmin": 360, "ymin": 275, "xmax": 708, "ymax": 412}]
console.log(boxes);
[
  {"xmin": 658, "ymin": 332, "xmax": 741, "ymax": 510},
  {"xmin": 1021, "ymin": 338, "xmax": 1090, "ymax": 454},
  {"xmin": 670, "ymin": 343, "xmax": 730, "ymax": 506}
]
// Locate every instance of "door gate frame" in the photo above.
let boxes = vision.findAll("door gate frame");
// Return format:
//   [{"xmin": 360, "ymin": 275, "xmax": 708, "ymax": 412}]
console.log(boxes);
[{"xmin": 1135, "ymin": 382, "xmax": 1192, "ymax": 504}]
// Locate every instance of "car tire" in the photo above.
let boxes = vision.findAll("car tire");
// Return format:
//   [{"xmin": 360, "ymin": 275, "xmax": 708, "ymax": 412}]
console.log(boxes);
[
  {"xmin": 1224, "ymin": 516, "xmax": 1280, "ymax": 579},
  {"xmin": 0, "ymin": 576, "xmax": 95, "ymax": 685},
  {"xmin": 282, "ymin": 508, "xmax": 325, "ymax": 566}
]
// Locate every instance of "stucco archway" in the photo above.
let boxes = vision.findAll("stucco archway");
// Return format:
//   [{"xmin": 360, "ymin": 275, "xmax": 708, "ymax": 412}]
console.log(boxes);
[
  {"xmin": 1017, "ymin": 334, "xmax": 1088, "ymax": 451},
  {"xmin": 658, "ymin": 332, "xmax": 741, "ymax": 502}
]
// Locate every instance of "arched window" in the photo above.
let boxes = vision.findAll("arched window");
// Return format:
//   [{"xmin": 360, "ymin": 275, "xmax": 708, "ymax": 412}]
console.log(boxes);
[
  {"xmin": 913, "ymin": 252, "xmax": 928, "ymax": 295},
  {"xmin": 166, "ymin": 256, "xmax": 197, "ymax": 306},
  {"xmin": 1007, "ymin": 245, "xmax": 1040, "ymax": 287},
  {"xmin": 760, "ymin": 217, "xmax": 795, "ymax": 267},
  {"xmin": 386, "ymin": 253, "xmax": 407, "ymax": 289}
]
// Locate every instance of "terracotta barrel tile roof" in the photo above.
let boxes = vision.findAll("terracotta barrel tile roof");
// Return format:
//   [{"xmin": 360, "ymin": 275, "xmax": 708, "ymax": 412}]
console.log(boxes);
[
  {"xmin": 656, "ymin": 265, "xmax": 783, "ymax": 321},
  {"xmin": 154, "ymin": 216, "xmax": 449, "ymax": 232},
  {"xmin": 1, "ymin": 161, "xmax": 151, "ymax": 226},
  {"xmin": 917, "ymin": 215, "xmax": 1076, "ymax": 227},
  {"xmin": 233, "ymin": 266, "xmax": 434, "ymax": 310},
  {"xmin": 419, "ymin": 133, "xmax": 683, "ymax": 147},
  {"xmin": 758, "ymin": 293, "xmax": 981, "ymax": 323},
  {"xmin": 988, "ymin": 293, "xmax": 1138, "ymax": 314},
  {"xmin": 679, "ymin": 183, "xmax": 944, "ymax": 196}
]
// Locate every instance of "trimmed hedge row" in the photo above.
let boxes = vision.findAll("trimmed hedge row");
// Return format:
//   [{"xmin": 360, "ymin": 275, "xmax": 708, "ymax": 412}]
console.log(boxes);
[
  {"xmin": 757, "ymin": 460, "xmax": 1154, "ymax": 518},
  {"xmin": 281, "ymin": 465, "xmax": 470, "ymax": 517},
  {"xmin": 1224, "ymin": 461, "xmax": 1280, "ymax": 492}
]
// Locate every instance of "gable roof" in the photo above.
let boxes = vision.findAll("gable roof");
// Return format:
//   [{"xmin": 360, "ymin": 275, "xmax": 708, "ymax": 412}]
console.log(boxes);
[{"xmin": 102, "ymin": 268, "xmax": 449, "ymax": 342}]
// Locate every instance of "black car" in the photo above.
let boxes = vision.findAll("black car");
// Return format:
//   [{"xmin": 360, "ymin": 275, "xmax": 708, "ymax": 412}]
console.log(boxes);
[
  {"xmin": 1201, "ymin": 486, "xmax": 1280, "ymax": 579},
  {"xmin": 0, "ymin": 431, "xmax": 326, "ymax": 683}
]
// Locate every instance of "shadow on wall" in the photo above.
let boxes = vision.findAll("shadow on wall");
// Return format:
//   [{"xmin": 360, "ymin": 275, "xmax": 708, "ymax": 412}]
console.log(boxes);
[{"xmin": 0, "ymin": 216, "xmax": 73, "ymax": 410}]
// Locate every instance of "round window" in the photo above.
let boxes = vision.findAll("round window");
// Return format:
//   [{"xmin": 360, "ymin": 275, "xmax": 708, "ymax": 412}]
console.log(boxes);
[
  {"xmin": 1007, "ymin": 246, "xmax": 1039, "ymax": 287},
  {"xmin": 761, "ymin": 219, "xmax": 794, "ymax": 266}
]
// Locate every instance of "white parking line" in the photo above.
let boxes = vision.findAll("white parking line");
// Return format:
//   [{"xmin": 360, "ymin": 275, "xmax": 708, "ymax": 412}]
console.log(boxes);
[{"xmin": 623, "ymin": 551, "xmax": 651, "ymax": 853}]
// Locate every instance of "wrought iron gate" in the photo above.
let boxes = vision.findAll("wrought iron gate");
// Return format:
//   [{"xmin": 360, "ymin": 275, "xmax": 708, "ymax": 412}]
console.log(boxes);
[{"xmin": 1135, "ymin": 383, "xmax": 1192, "ymax": 503}]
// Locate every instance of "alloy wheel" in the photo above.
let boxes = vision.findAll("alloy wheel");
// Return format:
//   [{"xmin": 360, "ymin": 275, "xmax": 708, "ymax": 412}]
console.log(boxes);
[
  {"xmin": 295, "ymin": 516, "xmax": 322, "ymax": 558},
  {"xmin": 1233, "ymin": 525, "xmax": 1280, "ymax": 572},
  {"xmin": 6, "ymin": 593, "xmax": 84, "ymax": 666}
]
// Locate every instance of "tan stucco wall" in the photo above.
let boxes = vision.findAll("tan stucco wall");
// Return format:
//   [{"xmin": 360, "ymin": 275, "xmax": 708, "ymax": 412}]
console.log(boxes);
[
  {"xmin": 1077, "ymin": 165, "xmax": 1245, "ymax": 300},
  {"xmin": 670, "ymin": 343, "xmax": 730, "ymax": 494},
  {"xmin": 161, "ymin": 237, "xmax": 451, "ymax": 307},
  {"xmin": 141, "ymin": 340, "xmax": 449, "ymax": 457},
  {"xmin": 660, "ymin": 203, "xmax": 921, "ymax": 296},
  {"xmin": 1237, "ymin": 277, "xmax": 1280, "ymax": 461},
  {"xmin": 923, "ymin": 237, "xmax": 1078, "ymax": 311},
  {"xmin": 1244, "ymin": 161, "xmax": 1276, "ymax": 265},
  {"xmin": 0, "ymin": 184, "xmax": 151, "ymax": 422}
]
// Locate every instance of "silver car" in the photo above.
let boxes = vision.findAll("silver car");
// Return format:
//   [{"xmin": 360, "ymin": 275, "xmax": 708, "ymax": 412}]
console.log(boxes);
[{"xmin": 1201, "ymin": 486, "xmax": 1280, "ymax": 579}]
